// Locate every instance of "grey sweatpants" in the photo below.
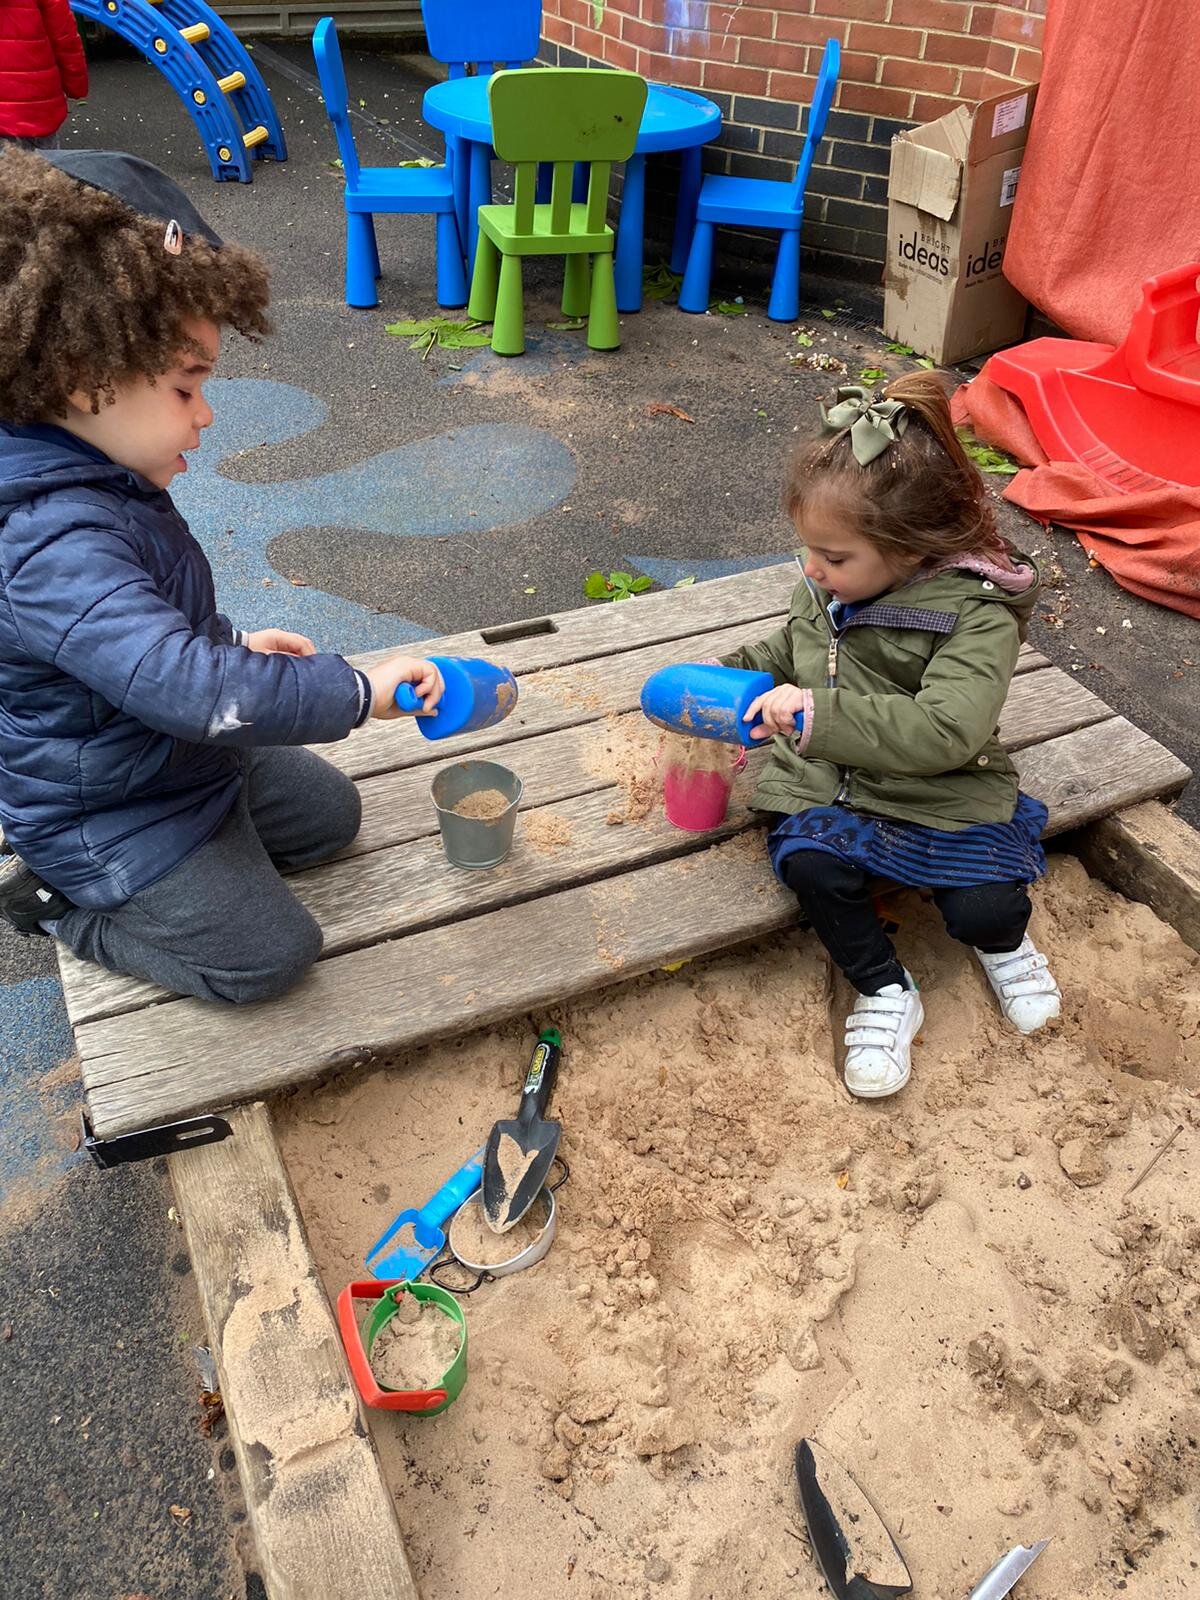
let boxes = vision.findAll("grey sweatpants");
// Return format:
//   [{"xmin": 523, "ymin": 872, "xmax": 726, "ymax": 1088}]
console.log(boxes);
[{"xmin": 54, "ymin": 747, "xmax": 361, "ymax": 1004}]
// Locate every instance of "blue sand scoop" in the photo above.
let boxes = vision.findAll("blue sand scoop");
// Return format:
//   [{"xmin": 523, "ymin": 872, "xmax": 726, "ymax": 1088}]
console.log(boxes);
[
  {"xmin": 365, "ymin": 1146, "xmax": 485, "ymax": 1281},
  {"xmin": 395, "ymin": 656, "xmax": 518, "ymax": 741},
  {"xmin": 640, "ymin": 663, "xmax": 774, "ymax": 744}
]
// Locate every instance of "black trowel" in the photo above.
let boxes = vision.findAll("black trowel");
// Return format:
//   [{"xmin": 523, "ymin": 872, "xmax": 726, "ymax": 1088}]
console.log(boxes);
[
  {"xmin": 482, "ymin": 1028, "xmax": 561, "ymax": 1234},
  {"xmin": 794, "ymin": 1439, "xmax": 913, "ymax": 1600}
]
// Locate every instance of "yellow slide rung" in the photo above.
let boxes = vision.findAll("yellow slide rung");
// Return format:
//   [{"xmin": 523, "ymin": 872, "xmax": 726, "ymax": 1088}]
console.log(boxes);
[
  {"xmin": 217, "ymin": 70, "xmax": 246, "ymax": 94},
  {"xmin": 179, "ymin": 22, "xmax": 209, "ymax": 43},
  {"xmin": 243, "ymin": 126, "xmax": 268, "ymax": 149}
]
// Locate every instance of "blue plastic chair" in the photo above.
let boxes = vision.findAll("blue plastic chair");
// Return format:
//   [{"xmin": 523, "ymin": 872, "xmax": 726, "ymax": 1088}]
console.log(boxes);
[
  {"xmin": 678, "ymin": 38, "xmax": 840, "ymax": 323},
  {"xmin": 312, "ymin": 17, "xmax": 467, "ymax": 310},
  {"xmin": 421, "ymin": 1, "xmax": 543, "ymax": 252},
  {"xmin": 420, "ymin": 0, "xmax": 542, "ymax": 77}
]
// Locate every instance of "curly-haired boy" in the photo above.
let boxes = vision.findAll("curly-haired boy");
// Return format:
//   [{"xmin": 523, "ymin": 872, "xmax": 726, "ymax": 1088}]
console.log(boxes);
[{"xmin": 0, "ymin": 147, "xmax": 445, "ymax": 1003}]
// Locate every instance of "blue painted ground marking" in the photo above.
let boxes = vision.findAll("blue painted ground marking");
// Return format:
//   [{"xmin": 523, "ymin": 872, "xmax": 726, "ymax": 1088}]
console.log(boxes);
[
  {"xmin": 0, "ymin": 977, "xmax": 81, "ymax": 1201},
  {"xmin": 176, "ymin": 379, "xmax": 577, "ymax": 653},
  {"xmin": 625, "ymin": 553, "xmax": 793, "ymax": 588}
]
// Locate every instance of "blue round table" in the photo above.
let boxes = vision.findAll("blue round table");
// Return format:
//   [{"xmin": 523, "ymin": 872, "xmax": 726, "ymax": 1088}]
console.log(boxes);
[{"xmin": 422, "ymin": 76, "xmax": 722, "ymax": 313}]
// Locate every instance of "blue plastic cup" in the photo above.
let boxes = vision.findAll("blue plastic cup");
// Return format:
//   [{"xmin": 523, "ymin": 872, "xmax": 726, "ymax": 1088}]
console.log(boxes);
[
  {"xmin": 395, "ymin": 656, "xmax": 518, "ymax": 741},
  {"xmin": 639, "ymin": 663, "xmax": 773, "ymax": 743}
]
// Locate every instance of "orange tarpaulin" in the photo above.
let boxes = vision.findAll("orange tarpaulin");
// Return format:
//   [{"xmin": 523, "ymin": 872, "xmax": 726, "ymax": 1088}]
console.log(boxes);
[
  {"xmin": 1004, "ymin": 0, "xmax": 1200, "ymax": 344},
  {"xmin": 952, "ymin": 372, "xmax": 1200, "ymax": 619}
]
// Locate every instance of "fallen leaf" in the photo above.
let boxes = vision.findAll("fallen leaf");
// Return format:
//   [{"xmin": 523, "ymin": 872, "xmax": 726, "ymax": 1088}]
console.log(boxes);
[
  {"xmin": 835, "ymin": 1170, "xmax": 850, "ymax": 1189},
  {"xmin": 289, "ymin": 578, "xmax": 309, "ymax": 588},
  {"xmin": 645, "ymin": 402, "xmax": 695, "ymax": 424},
  {"xmin": 198, "ymin": 1390, "xmax": 225, "ymax": 1437},
  {"xmin": 169, "ymin": 1504, "xmax": 191, "ymax": 1525},
  {"xmin": 1, "ymin": 1320, "xmax": 12, "ymax": 1341}
]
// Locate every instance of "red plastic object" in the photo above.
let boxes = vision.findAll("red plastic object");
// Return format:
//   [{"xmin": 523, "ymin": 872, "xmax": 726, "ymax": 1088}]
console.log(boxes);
[
  {"xmin": 663, "ymin": 759, "xmax": 733, "ymax": 831},
  {"xmin": 988, "ymin": 262, "xmax": 1200, "ymax": 491},
  {"xmin": 336, "ymin": 1280, "xmax": 448, "ymax": 1413}
]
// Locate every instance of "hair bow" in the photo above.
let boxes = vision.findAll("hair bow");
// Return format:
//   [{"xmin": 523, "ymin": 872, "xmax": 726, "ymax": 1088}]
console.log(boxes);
[{"xmin": 819, "ymin": 385, "xmax": 909, "ymax": 465}]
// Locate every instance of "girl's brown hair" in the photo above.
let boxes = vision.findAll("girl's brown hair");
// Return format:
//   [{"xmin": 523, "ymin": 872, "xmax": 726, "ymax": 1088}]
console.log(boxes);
[
  {"xmin": 0, "ymin": 146, "xmax": 271, "ymax": 425},
  {"xmin": 783, "ymin": 371, "xmax": 1003, "ymax": 562}
]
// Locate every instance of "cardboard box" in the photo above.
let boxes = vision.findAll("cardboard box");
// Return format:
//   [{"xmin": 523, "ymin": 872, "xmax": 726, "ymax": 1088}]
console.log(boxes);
[{"xmin": 884, "ymin": 84, "xmax": 1039, "ymax": 366}]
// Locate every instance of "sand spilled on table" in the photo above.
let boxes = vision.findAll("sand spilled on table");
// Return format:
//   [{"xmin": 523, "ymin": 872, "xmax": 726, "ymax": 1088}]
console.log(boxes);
[{"xmin": 277, "ymin": 856, "xmax": 1200, "ymax": 1600}]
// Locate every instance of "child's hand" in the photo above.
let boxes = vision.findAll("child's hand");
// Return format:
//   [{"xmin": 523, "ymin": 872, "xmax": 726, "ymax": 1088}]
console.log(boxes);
[
  {"xmin": 364, "ymin": 657, "xmax": 445, "ymax": 721},
  {"xmin": 744, "ymin": 684, "xmax": 808, "ymax": 740},
  {"xmin": 246, "ymin": 629, "xmax": 317, "ymax": 657}
]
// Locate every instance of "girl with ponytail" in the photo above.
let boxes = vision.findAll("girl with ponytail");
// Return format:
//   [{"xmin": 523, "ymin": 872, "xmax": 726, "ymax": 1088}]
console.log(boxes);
[{"xmin": 721, "ymin": 373, "xmax": 1061, "ymax": 1099}]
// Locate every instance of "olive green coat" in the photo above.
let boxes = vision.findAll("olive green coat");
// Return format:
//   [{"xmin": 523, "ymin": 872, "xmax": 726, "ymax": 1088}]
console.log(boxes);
[{"xmin": 720, "ymin": 558, "xmax": 1042, "ymax": 830}]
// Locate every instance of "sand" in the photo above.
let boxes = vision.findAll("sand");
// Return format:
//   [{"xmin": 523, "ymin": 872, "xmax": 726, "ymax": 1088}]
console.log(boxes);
[
  {"xmin": 584, "ymin": 715, "xmax": 664, "ymax": 825},
  {"xmin": 523, "ymin": 811, "xmax": 573, "ymax": 854},
  {"xmin": 662, "ymin": 732, "xmax": 739, "ymax": 777},
  {"xmin": 277, "ymin": 855, "xmax": 1200, "ymax": 1600},
  {"xmin": 449, "ymin": 1194, "xmax": 551, "ymax": 1267},
  {"xmin": 484, "ymin": 1131, "xmax": 543, "ymax": 1233},
  {"xmin": 451, "ymin": 788, "xmax": 512, "ymax": 820},
  {"xmin": 368, "ymin": 1293, "xmax": 462, "ymax": 1391}
]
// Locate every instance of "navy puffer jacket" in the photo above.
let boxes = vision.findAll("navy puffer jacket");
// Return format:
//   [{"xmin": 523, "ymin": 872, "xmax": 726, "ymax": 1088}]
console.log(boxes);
[{"xmin": 0, "ymin": 425, "xmax": 364, "ymax": 909}]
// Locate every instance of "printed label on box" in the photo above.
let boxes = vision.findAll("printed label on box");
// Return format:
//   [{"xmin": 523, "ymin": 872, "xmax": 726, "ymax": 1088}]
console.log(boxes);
[
  {"xmin": 892, "ymin": 224, "xmax": 953, "ymax": 281},
  {"xmin": 963, "ymin": 235, "xmax": 1009, "ymax": 286},
  {"xmin": 991, "ymin": 93, "xmax": 1029, "ymax": 138},
  {"xmin": 1000, "ymin": 164, "xmax": 1022, "ymax": 207}
]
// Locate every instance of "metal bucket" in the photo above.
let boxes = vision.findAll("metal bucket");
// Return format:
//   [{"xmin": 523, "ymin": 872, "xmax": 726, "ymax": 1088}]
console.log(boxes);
[{"xmin": 431, "ymin": 759, "xmax": 522, "ymax": 870}]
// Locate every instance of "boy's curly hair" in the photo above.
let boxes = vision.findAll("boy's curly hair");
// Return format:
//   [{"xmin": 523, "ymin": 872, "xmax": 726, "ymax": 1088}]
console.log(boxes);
[{"xmin": 0, "ymin": 146, "xmax": 271, "ymax": 424}]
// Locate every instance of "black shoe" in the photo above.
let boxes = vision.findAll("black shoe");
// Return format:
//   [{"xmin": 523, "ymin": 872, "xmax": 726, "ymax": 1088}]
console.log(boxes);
[{"xmin": 0, "ymin": 847, "xmax": 75, "ymax": 934}]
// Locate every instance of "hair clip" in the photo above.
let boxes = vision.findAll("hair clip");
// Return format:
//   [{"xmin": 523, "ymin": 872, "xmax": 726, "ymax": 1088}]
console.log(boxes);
[
  {"xmin": 163, "ymin": 219, "xmax": 183, "ymax": 256},
  {"xmin": 820, "ymin": 385, "xmax": 909, "ymax": 466}
]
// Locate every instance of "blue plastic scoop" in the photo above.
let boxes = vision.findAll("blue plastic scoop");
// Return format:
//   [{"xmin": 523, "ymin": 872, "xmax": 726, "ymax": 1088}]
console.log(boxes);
[
  {"xmin": 395, "ymin": 655, "xmax": 518, "ymax": 741},
  {"xmin": 640, "ymin": 663, "xmax": 774, "ymax": 744},
  {"xmin": 365, "ymin": 1146, "xmax": 485, "ymax": 1281}
]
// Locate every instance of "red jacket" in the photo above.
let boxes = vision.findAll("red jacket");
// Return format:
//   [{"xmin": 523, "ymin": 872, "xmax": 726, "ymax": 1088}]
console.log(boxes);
[{"xmin": 0, "ymin": 0, "xmax": 88, "ymax": 138}]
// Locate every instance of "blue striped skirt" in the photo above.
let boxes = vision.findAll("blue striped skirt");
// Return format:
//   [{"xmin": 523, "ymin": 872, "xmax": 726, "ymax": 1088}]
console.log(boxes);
[{"xmin": 767, "ymin": 792, "xmax": 1049, "ymax": 889}]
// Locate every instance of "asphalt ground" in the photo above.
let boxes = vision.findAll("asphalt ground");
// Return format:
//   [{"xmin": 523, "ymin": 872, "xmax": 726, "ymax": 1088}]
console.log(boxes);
[{"xmin": 1, "ymin": 36, "xmax": 1195, "ymax": 1600}]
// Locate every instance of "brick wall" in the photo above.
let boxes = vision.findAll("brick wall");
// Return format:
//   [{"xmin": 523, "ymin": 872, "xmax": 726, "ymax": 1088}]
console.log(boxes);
[{"xmin": 540, "ymin": 0, "xmax": 1044, "ymax": 285}]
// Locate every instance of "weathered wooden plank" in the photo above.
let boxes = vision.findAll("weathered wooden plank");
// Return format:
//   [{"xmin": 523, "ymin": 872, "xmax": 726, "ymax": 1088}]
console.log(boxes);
[
  {"xmin": 169, "ymin": 1102, "xmax": 417, "ymax": 1600},
  {"xmin": 327, "ymin": 610, "xmax": 1045, "ymax": 784},
  {"xmin": 80, "ymin": 835, "xmax": 796, "ymax": 1137},
  {"xmin": 1076, "ymin": 801, "xmax": 1200, "ymax": 953},
  {"xmin": 75, "ymin": 714, "xmax": 1190, "ymax": 1137},
  {"xmin": 58, "ymin": 663, "xmax": 1099, "ymax": 1027},
  {"xmin": 312, "ymin": 617, "xmax": 780, "ymax": 781},
  {"xmin": 327, "ymin": 647, "xmax": 1065, "ymax": 853},
  {"xmin": 996, "ymin": 666, "xmax": 1113, "ymax": 751},
  {"xmin": 1015, "ymin": 718, "xmax": 1191, "ymax": 836},
  {"xmin": 346, "ymin": 560, "xmax": 803, "ymax": 675}
]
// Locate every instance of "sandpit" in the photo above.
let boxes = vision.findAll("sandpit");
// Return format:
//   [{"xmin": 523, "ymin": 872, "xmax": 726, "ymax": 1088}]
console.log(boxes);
[{"xmin": 277, "ymin": 855, "xmax": 1200, "ymax": 1600}]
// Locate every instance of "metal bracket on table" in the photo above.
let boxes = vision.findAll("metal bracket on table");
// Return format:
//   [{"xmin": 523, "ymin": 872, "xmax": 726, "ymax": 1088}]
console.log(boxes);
[{"xmin": 81, "ymin": 1110, "xmax": 234, "ymax": 1168}]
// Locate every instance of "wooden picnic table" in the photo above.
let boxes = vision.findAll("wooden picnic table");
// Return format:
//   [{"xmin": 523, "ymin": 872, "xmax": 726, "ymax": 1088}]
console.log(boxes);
[{"xmin": 59, "ymin": 562, "xmax": 1192, "ymax": 1144}]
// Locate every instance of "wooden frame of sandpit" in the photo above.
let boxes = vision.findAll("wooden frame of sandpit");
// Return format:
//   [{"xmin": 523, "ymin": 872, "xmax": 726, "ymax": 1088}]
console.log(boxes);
[{"xmin": 56, "ymin": 567, "xmax": 1199, "ymax": 1598}]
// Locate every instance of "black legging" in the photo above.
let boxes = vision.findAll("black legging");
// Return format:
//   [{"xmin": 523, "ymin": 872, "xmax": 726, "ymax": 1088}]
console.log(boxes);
[{"xmin": 779, "ymin": 849, "xmax": 1031, "ymax": 996}]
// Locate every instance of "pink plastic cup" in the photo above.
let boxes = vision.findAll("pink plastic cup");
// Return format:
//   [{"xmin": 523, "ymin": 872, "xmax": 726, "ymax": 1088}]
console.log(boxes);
[{"xmin": 663, "ymin": 759, "xmax": 734, "ymax": 832}]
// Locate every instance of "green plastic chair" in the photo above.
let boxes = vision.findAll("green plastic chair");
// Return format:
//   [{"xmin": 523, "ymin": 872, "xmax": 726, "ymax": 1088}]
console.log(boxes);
[{"xmin": 467, "ymin": 68, "xmax": 647, "ymax": 356}]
